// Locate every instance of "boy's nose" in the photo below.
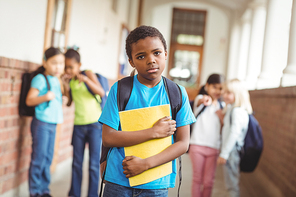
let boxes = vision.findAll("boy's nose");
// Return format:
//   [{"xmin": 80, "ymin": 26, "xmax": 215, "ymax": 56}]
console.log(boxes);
[{"xmin": 147, "ymin": 55, "xmax": 156, "ymax": 65}]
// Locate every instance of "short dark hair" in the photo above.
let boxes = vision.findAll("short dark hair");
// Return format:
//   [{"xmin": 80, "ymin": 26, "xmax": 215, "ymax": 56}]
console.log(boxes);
[
  {"xmin": 125, "ymin": 25, "xmax": 167, "ymax": 60},
  {"xmin": 44, "ymin": 47, "xmax": 63, "ymax": 61},
  {"xmin": 198, "ymin": 74, "xmax": 225, "ymax": 95},
  {"xmin": 64, "ymin": 49, "xmax": 81, "ymax": 63}
]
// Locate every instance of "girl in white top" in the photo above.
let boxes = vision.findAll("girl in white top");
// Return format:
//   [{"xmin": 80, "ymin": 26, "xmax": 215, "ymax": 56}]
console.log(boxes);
[
  {"xmin": 217, "ymin": 79, "xmax": 252, "ymax": 197},
  {"xmin": 189, "ymin": 74, "xmax": 224, "ymax": 197}
]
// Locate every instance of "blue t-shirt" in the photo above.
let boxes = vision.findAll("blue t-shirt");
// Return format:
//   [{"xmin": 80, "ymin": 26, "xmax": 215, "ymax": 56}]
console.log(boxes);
[
  {"xmin": 31, "ymin": 74, "xmax": 63, "ymax": 124},
  {"xmin": 99, "ymin": 75, "xmax": 195, "ymax": 189}
]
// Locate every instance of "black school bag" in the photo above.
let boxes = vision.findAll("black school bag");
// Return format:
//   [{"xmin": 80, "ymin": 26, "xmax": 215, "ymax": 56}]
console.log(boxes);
[
  {"xmin": 230, "ymin": 112, "xmax": 263, "ymax": 172},
  {"xmin": 19, "ymin": 66, "xmax": 51, "ymax": 116},
  {"xmin": 99, "ymin": 76, "xmax": 183, "ymax": 197}
]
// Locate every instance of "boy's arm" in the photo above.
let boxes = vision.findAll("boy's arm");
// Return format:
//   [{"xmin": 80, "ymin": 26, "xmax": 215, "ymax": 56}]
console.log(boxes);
[
  {"xmin": 83, "ymin": 70, "xmax": 105, "ymax": 97},
  {"xmin": 122, "ymin": 125, "xmax": 190, "ymax": 178},
  {"xmin": 102, "ymin": 116, "xmax": 176, "ymax": 147},
  {"xmin": 26, "ymin": 88, "xmax": 54, "ymax": 106}
]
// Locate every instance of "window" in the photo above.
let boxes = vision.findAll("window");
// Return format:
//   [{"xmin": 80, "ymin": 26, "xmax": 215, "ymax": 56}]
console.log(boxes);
[
  {"xmin": 51, "ymin": 0, "xmax": 68, "ymax": 51},
  {"xmin": 44, "ymin": 0, "xmax": 72, "ymax": 52},
  {"xmin": 168, "ymin": 8, "xmax": 207, "ymax": 87}
]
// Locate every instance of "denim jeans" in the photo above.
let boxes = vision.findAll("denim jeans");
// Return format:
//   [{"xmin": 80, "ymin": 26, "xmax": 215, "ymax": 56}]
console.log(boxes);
[
  {"xmin": 223, "ymin": 147, "xmax": 241, "ymax": 197},
  {"xmin": 68, "ymin": 122, "xmax": 102, "ymax": 197},
  {"xmin": 29, "ymin": 117, "xmax": 57, "ymax": 196},
  {"xmin": 103, "ymin": 182, "xmax": 168, "ymax": 197}
]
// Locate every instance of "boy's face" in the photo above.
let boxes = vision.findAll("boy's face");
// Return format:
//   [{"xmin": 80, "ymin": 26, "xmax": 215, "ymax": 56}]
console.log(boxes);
[{"xmin": 129, "ymin": 37, "xmax": 167, "ymax": 86}]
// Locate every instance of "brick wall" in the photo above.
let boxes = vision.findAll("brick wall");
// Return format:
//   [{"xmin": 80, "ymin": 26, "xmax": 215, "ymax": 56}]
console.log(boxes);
[
  {"xmin": 250, "ymin": 87, "xmax": 296, "ymax": 197},
  {"xmin": 0, "ymin": 56, "xmax": 74, "ymax": 194}
]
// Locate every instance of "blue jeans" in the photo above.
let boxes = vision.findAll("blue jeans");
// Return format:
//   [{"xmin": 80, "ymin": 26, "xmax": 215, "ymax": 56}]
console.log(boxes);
[
  {"xmin": 68, "ymin": 122, "xmax": 102, "ymax": 197},
  {"xmin": 103, "ymin": 182, "xmax": 168, "ymax": 197},
  {"xmin": 223, "ymin": 147, "xmax": 241, "ymax": 197},
  {"xmin": 29, "ymin": 117, "xmax": 56, "ymax": 196}
]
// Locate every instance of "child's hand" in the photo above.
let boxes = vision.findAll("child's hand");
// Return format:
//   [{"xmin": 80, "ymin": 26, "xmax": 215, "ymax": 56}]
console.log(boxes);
[
  {"xmin": 122, "ymin": 156, "xmax": 148, "ymax": 178},
  {"xmin": 60, "ymin": 73, "xmax": 72, "ymax": 83},
  {"xmin": 201, "ymin": 95, "xmax": 212, "ymax": 106},
  {"xmin": 45, "ymin": 91, "xmax": 55, "ymax": 101},
  {"xmin": 76, "ymin": 74, "xmax": 89, "ymax": 83},
  {"xmin": 217, "ymin": 156, "xmax": 227, "ymax": 165},
  {"xmin": 152, "ymin": 116, "xmax": 176, "ymax": 138}
]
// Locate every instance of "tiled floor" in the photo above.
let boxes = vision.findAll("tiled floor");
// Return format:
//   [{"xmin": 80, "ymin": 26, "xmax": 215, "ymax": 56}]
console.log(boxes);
[{"xmin": 9, "ymin": 150, "xmax": 281, "ymax": 197}]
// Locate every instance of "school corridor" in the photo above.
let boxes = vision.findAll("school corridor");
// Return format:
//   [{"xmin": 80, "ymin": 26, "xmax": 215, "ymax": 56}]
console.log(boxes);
[
  {"xmin": 1, "ymin": 0, "xmax": 296, "ymax": 196},
  {"xmin": 1, "ymin": 149, "xmax": 282, "ymax": 197}
]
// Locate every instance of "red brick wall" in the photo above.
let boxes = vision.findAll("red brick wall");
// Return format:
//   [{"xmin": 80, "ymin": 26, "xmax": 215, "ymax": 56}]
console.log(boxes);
[
  {"xmin": 0, "ymin": 56, "xmax": 74, "ymax": 194},
  {"xmin": 250, "ymin": 87, "xmax": 296, "ymax": 197}
]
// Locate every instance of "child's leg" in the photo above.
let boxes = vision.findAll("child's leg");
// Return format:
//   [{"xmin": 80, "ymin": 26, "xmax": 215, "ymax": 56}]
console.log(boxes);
[
  {"xmin": 40, "ymin": 122, "xmax": 56, "ymax": 195},
  {"xmin": 202, "ymin": 147, "xmax": 219, "ymax": 197},
  {"xmin": 189, "ymin": 145, "xmax": 206, "ymax": 197},
  {"xmin": 29, "ymin": 117, "xmax": 56, "ymax": 196},
  {"xmin": 87, "ymin": 122, "xmax": 102, "ymax": 197},
  {"xmin": 223, "ymin": 147, "xmax": 240, "ymax": 197},
  {"xmin": 68, "ymin": 125, "xmax": 87, "ymax": 197}
]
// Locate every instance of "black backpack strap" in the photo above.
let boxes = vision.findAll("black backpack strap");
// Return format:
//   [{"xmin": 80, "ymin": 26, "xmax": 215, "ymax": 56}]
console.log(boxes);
[
  {"xmin": 117, "ymin": 76, "xmax": 134, "ymax": 111},
  {"xmin": 81, "ymin": 70, "xmax": 101, "ymax": 104},
  {"xmin": 41, "ymin": 73, "xmax": 51, "ymax": 107},
  {"xmin": 162, "ymin": 77, "xmax": 182, "ymax": 121},
  {"xmin": 218, "ymin": 100, "xmax": 223, "ymax": 109},
  {"xmin": 162, "ymin": 76, "xmax": 183, "ymax": 197}
]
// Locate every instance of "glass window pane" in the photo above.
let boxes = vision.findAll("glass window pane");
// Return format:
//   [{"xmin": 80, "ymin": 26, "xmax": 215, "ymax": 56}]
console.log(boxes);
[
  {"xmin": 169, "ymin": 50, "xmax": 200, "ymax": 87},
  {"xmin": 54, "ymin": 0, "xmax": 66, "ymax": 32}
]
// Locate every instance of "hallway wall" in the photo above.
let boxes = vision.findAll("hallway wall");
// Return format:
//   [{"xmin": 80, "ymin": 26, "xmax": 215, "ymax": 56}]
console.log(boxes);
[
  {"xmin": 250, "ymin": 87, "xmax": 296, "ymax": 196},
  {"xmin": 0, "ymin": 56, "xmax": 75, "ymax": 195}
]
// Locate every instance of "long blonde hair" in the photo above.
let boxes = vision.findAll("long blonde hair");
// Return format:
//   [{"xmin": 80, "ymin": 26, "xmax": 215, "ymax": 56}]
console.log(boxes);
[{"xmin": 224, "ymin": 79, "xmax": 253, "ymax": 114}]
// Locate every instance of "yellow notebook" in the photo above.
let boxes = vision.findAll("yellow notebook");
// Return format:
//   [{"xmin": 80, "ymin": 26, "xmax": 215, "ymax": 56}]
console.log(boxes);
[{"xmin": 119, "ymin": 104, "xmax": 172, "ymax": 187}]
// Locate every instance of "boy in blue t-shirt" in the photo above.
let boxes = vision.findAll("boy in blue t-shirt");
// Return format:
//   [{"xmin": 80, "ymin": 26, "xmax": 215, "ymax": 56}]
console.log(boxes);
[{"xmin": 99, "ymin": 25, "xmax": 195, "ymax": 197}]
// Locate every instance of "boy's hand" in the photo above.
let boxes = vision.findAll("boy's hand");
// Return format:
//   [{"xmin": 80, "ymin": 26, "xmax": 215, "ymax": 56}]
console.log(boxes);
[
  {"xmin": 152, "ymin": 116, "xmax": 176, "ymax": 138},
  {"xmin": 201, "ymin": 95, "xmax": 212, "ymax": 106},
  {"xmin": 217, "ymin": 156, "xmax": 227, "ymax": 165},
  {"xmin": 122, "ymin": 156, "xmax": 148, "ymax": 178},
  {"xmin": 45, "ymin": 91, "xmax": 55, "ymax": 101}
]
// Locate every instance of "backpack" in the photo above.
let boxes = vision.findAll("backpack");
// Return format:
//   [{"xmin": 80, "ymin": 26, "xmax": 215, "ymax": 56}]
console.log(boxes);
[
  {"xmin": 19, "ymin": 67, "xmax": 51, "ymax": 116},
  {"xmin": 80, "ymin": 70, "xmax": 109, "ymax": 109},
  {"xmin": 230, "ymin": 112, "xmax": 263, "ymax": 172},
  {"xmin": 99, "ymin": 76, "xmax": 183, "ymax": 197}
]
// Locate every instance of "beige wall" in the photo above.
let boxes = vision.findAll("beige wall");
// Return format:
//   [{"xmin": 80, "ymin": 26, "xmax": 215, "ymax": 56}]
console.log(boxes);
[{"xmin": 141, "ymin": 0, "xmax": 231, "ymax": 85}]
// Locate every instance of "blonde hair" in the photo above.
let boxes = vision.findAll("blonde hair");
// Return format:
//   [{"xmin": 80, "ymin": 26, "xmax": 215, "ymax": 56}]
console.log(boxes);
[{"xmin": 224, "ymin": 79, "xmax": 253, "ymax": 114}]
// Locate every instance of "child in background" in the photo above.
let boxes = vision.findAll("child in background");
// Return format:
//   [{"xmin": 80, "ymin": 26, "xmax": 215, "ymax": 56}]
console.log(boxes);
[
  {"xmin": 64, "ymin": 49, "xmax": 105, "ymax": 197},
  {"xmin": 189, "ymin": 74, "xmax": 224, "ymax": 197},
  {"xmin": 98, "ymin": 25, "xmax": 195, "ymax": 197},
  {"xmin": 217, "ymin": 79, "xmax": 252, "ymax": 197},
  {"xmin": 26, "ymin": 47, "xmax": 65, "ymax": 197}
]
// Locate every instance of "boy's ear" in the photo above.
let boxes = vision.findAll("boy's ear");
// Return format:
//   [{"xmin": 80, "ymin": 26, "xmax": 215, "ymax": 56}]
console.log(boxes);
[
  {"xmin": 128, "ymin": 59, "xmax": 135, "ymax": 68},
  {"xmin": 165, "ymin": 51, "xmax": 168, "ymax": 60},
  {"xmin": 78, "ymin": 62, "xmax": 82, "ymax": 68}
]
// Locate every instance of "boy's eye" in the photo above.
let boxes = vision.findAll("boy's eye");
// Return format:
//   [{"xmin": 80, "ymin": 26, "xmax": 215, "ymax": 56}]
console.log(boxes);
[
  {"xmin": 154, "ymin": 51, "xmax": 161, "ymax": 56},
  {"xmin": 137, "ymin": 55, "xmax": 144, "ymax": 60}
]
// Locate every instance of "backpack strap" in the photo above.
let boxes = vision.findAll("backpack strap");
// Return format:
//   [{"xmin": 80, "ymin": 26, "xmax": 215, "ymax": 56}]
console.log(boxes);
[
  {"xmin": 41, "ymin": 73, "xmax": 51, "ymax": 107},
  {"xmin": 162, "ymin": 76, "xmax": 183, "ymax": 197},
  {"xmin": 117, "ymin": 76, "xmax": 134, "ymax": 111},
  {"xmin": 162, "ymin": 76, "xmax": 182, "ymax": 121},
  {"xmin": 81, "ymin": 70, "xmax": 101, "ymax": 104}
]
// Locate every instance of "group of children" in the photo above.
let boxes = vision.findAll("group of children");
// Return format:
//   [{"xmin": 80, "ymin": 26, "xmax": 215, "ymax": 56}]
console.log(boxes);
[
  {"xmin": 25, "ymin": 25, "xmax": 252, "ymax": 197},
  {"xmin": 189, "ymin": 75, "xmax": 252, "ymax": 197}
]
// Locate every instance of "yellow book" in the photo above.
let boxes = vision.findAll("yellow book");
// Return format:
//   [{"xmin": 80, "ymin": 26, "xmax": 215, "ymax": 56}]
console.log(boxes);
[{"xmin": 119, "ymin": 104, "xmax": 172, "ymax": 187}]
